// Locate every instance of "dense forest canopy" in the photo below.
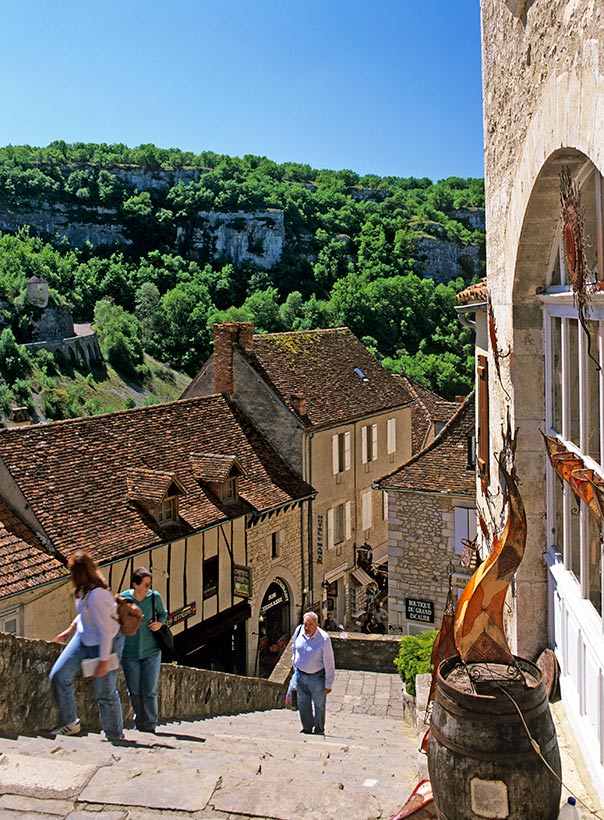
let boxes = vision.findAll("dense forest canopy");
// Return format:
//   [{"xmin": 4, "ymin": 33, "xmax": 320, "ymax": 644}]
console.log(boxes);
[{"xmin": 0, "ymin": 142, "xmax": 484, "ymax": 410}]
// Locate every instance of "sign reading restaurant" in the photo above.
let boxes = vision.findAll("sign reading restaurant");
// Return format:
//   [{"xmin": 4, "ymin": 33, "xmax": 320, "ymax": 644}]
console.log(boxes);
[{"xmin": 405, "ymin": 597, "xmax": 434, "ymax": 624}]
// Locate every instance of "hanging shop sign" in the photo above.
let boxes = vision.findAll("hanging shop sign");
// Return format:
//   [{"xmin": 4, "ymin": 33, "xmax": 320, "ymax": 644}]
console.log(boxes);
[
  {"xmin": 233, "ymin": 565, "xmax": 252, "ymax": 598},
  {"xmin": 260, "ymin": 579, "xmax": 290, "ymax": 615},
  {"xmin": 166, "ymin": 601, "xmax": 196, "ymax": 628},
  {"xmin": 406, "ymin": 597, "xmax": 434, "ymax": 624},
  {"xmin": 316, "ymin": 514, "xmax": 324, "ymax": 564}
]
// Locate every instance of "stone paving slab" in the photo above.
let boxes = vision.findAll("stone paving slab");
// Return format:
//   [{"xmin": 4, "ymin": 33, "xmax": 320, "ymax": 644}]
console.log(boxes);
[
  {"xmin": 211, "ymin": 776, "xmax": 384, "ymax": 820},
  {"xmin": 79, "ymin": 762, "xmax": 219, "ymax": 812},
  {"xmin": 0, "ymin": 753, "xmax": 98, "ymax": 800},
  {"xmin": 0, "ymin": 795, "xmax": 74, "ymax": 816}
]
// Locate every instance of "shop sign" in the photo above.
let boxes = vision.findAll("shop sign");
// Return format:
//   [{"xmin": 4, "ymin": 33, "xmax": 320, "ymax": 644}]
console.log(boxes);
[
  {"xmin": 234, "ymin": 564, "xmax": 252, "ymax": 598},
  {"xmin": 316, "ymin": 514, "xmax": 323, "ymax": 564},
  {"xmin": 166, "ymin": 601, "xmax": 196, "ymax": 627},
  {"xmin": 405, "ymin": 597, "xmax": 434, "ymax": 624},
  {"xmin": 261, "ymin": 578, "xmax": 290, "ymax": 614}
]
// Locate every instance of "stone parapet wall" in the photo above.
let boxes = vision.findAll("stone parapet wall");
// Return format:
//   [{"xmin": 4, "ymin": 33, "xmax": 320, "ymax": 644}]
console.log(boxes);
[{"xmin": 0, "ymin": 632, "xmax": 285, "ymax": 736}]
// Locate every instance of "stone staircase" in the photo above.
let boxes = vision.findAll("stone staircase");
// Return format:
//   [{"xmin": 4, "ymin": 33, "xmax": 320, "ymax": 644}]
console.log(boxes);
[{"xmin": 0, "ymin": 670, "xmax": 420, "ymax": 820}]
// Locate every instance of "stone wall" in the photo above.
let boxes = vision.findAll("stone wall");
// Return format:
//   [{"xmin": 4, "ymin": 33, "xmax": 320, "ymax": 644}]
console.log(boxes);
[
  {"xmin": 388, "ymin": 490, "xmax": 473, "ymax": 633},
  {"xmin": 0, "ymin": 632, "xmax": 285, "ymax": 736},
  {"xmin": 192, "ymin": 210, "xmax": 285, "ymax": 269},
  {"xmin": 0, "ymin": 628, "xmax": 401, "ymax": 736}
]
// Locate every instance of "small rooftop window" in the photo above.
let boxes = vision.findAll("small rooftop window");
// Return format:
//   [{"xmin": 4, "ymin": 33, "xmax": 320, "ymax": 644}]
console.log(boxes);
[{"xmin": 354, "ymin": 367, "xmax": 369, "ymax": 382}]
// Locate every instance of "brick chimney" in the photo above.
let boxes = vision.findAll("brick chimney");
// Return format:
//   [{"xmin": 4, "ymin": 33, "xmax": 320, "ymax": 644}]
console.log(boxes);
[
  {"xmin": 290, "ymin": 392, "xmax": 307, "ymax": 416},
  {"xmin": 212, "ymin": 322, "xmax": 254, "ymax": 395}
]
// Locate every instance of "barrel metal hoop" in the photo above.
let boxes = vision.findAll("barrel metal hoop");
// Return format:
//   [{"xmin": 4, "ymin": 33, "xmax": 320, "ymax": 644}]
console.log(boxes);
[
  {"xmin": 429, "ymin": 721, "xmax": 559, "ymax": 762},
  {"xmin": 435, "ymin": 690, "xmax": 547, "ymax": 723}
]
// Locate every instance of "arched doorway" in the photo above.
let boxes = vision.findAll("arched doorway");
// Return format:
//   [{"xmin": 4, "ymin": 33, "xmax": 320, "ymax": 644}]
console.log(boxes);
[{"xmin": 256, "ymin": 578, "xmax": 291, "ymax": 677}]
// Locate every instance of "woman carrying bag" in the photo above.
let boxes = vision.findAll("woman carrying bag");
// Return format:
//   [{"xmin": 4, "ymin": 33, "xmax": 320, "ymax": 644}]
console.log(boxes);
[
  {"xmin": 120, "ymin": 566, "xmax": 168, "ymax": 733},
  {"xmin": 50, "ymin": 551, "xmax": 125, "ymax": 741}
]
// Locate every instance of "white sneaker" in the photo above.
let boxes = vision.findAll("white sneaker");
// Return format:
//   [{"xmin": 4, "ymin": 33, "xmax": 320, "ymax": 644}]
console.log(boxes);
[{"xmin": 51, "ymin": 719, "xmax": 81, "ymax": 736}]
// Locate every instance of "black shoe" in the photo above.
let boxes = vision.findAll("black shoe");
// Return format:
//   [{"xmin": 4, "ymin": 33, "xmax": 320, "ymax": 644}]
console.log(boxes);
[
  {"xmin": 300, "ymin": 729, "xmax": 312, "ymax": 734},
  {"xmin": 314, "ymin": 729, "xmax": 324, "ymax": 735}
]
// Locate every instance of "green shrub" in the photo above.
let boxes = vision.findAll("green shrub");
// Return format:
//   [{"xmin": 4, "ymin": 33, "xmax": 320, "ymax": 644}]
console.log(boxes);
[
  {"xmin": 124, "ymin": 397, "xmax": 136, "ymax": 409},
  {"xmin": 394, "ymin": 630, "xmax": 438, "ymax": 696}
]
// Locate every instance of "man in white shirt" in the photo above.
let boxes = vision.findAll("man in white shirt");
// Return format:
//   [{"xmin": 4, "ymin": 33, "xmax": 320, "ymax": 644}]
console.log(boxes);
[{"xmin": 291, "ymin": 611, "xmax": 336, "ymax": 735}]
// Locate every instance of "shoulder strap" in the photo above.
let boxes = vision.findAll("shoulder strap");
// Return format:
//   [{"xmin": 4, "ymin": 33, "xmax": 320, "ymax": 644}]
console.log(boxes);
[{"xmin": 152, "ymin": 591, "xmax": 156, "ymax": 621}]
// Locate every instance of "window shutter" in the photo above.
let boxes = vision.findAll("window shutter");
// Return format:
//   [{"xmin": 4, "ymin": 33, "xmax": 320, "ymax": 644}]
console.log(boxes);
[
  {"xmin": 387, "ymin": 418, "xmax": 396, "ymax": 454},
  {"xmin": 362, "ymin": 491, "xmax": 372, "ymax": 531},
  {"xmin": 361, "ymin": 425, "xmax": 368, "ymax": 464},
  {"xmin": 327, "ymin": 508, "xmax": 335, "ymax": 548},
  {"xmin": 372, "ymin": 424, "xmax": 378, "ymax": 461},
  {"xmin": 344, "ymin": 431, "xmax": 351, "ymax": 470},
  {"xmin": 468, "ymin": 508, "xmax": 477, "ymax": 541},
  {"xmin": 332, "ymin": 434, "xmax": 339, "ymax": 475},
  {"xmin": 345, "ymin": 501, "xmax": 352, "ymax": 540},
  {"xmin": 383, "ymin": 490, "xmax": 388, "ymax": 521}
]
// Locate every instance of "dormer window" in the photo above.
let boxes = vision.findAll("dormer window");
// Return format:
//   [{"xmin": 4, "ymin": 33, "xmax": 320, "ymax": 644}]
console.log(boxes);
[
  {"xmin": 126, "ymin": 468, "xmax": 187, "ymax": 527},
  {"xmin": 157, "ymin": 496, "xmax": 178, "ymax": 524},
  {"xmin": 191, "ymin": 452, "xmax": 246, "ymax": 504},
  {"xmin": 222, "ymin": 476, "xmax": 238, "ymax": 501}
]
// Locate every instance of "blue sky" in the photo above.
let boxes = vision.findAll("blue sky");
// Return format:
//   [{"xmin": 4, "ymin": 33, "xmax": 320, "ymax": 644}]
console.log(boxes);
[{"xmin": 2, "ymin": 1, "xmax": 484, "ymax": 181}]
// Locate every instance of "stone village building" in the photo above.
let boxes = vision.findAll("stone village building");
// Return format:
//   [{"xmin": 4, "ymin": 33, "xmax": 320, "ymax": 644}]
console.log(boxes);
[
  {"xmin": 476, "ymin": 0, "xmax": 604, "ymax": 799},
  {"xmin": 376, "ymin": 393, "xmax": 477, "ymax": 637},
  {"xmin": 184, "ymin": 323, "xmax": 414, "ymax": 631},
  {"xmin": 0, "ymin": 394, "xmax": 314, "ymax": 677}
]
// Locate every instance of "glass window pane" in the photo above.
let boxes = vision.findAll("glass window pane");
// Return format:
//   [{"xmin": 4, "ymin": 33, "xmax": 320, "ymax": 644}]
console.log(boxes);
[
  {"xmin": 553, "ymin": 477, "xmax": 564, "ymax": 556},
  {"xmin": 569, "ymin": 320, "xmax": 580, "ymax": 446},
  {"xmin": 569, "ymin": 490, "xmax": 581, "ymax": 580},
  {"xmin": 552, "ymin": 317, "xmax": 562, "ymax": 433},
  {"xmin": 587, "ymin": 320, "xmax": 601, "ymax": 464},
  {"xmin": 588, "ymin": 512, "xmax": 602, "ymax": 616}
]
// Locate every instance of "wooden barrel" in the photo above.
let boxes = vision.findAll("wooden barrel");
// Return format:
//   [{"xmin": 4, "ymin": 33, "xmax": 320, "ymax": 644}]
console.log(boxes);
[{"xmin": 427, "ymin": 655, "xmax": 561, "ymax": 820}]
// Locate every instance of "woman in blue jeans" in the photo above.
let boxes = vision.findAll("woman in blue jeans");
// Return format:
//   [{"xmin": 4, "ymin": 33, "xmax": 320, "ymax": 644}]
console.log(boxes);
[
  {"xmin": 50, "ymin": 551, "xmax": 125, "ymax": 740},
  {"xmin": 120, "ymin": 567, "xmax": 167, "ymax": 733}
]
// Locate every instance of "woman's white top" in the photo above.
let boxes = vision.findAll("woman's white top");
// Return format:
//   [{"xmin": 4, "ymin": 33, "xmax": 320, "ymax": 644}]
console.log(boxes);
[{"xmin": 76, "ymin": 587, "xmax": 119, "ymax": 660}]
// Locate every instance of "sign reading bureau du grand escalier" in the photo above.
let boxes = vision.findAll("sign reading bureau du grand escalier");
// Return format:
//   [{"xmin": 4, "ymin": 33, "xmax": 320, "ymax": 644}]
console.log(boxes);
[{"xmin": 405, "ymin": 597, "xmax": 434, "ymax": 623}]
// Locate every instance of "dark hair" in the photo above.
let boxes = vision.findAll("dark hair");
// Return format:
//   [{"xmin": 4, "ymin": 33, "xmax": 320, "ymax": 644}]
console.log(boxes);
[
  {"xmin": 131, "ymin": 566, "xmax": 152, "ymax": 586},
  {"xmin": 68, "ymin": 551, "xmax": 107, "ymax": 598}
]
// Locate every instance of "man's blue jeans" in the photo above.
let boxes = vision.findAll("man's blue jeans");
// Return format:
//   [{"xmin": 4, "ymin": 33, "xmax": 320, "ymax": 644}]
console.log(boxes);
[
  {"xmin": 296, "ymin": 668, "xmax": 327, "ymax": 733},
  {"xmin": 122, "ymin": 651, "xmax": 162, "ymax": 732},
  {"xmin": 50, "ymin": 631, "xmax": 125, "ymax": 740}
]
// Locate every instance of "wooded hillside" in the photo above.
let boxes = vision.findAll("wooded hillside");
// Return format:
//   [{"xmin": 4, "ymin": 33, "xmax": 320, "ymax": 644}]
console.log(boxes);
[{"xmin": 0, "ymin": 142, "xmax": 484, "ymax": 411}]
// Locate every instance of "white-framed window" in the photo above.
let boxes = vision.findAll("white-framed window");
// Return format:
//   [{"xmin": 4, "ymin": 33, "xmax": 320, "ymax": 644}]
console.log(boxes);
[
  {"xmin": 332, "ymin": 431, "xmax": 351, "ymax": 475},
  {"xmin": 362, "ymin": 490, "xmax": 372, "ymax": 531},
  {"xmin": 327, "ymin": 501, "xmax": 351, "ymax": 548},
  {"xmin": 157, "ymin": 497, "xmax": 178, "ymax": 525},
  {"xmin": 542, "ymin": 163, "xmax": 604, "ymax": 617},
  {"xmin": 454, "ymin": 506, "xmax": 477, "ymax": 556},
  {"xmin": 387, "ymin": 418, "xmax": 396, "ymax": 455},
  {"xmin": 361, "ymin": 423, "xmax": 378, "ymax": 463},
  {"xmin": 271, "ymin": 529, "xmax": 284, "ymax": 559},
  {"xmin": 0, "ymin": 607, "xmax": 19, "ymax": 635},
  {"xmin": 222, "ymin": 476, "xmax": 238, "ymax": 501}
]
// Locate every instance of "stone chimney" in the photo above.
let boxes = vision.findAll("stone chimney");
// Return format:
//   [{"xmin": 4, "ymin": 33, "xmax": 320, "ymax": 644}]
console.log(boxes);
[
  {"xmin": 290, "ymin": 392, "xmax": 307, "ymax": 416},
  {"xmin": 212, "ymin": 322, "xmax": 254, "ymax": 395}
]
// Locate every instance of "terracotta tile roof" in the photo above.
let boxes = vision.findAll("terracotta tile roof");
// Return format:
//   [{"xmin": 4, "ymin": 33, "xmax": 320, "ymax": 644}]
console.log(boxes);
[
  {"xmin": 126, "ymin": 469, "xmax": 187, "ymax": 504},
  {"xmin": 0, "ymin": 395, "xmax": 315, "ymax": 567},
  {"xmin": 456, "ymin": 278, "xmax": 487, "ymax": 305},
  {"xmin": 376, "ymin": 392, "xmax": 476, "ymax": 496},
  {"xmin": 190, "ymin": 454, "xmax": 246, "ymax": 484},
  {"xmin": 394, "ymin": 374, "xmax": 460, "ymax": 454},
  {"xmin": 0, "ymin": 500, "xmax": 66, "ymax": 598},
  {"xmin": 242, "ymin": 327, "xmax": 413, "ymax": 428}
]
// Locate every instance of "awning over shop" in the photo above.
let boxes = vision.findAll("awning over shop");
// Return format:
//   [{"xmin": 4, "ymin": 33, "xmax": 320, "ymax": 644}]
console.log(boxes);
[{"xmin": 351, "ymin": 566, "xmax": 375, "ymax": 587}]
